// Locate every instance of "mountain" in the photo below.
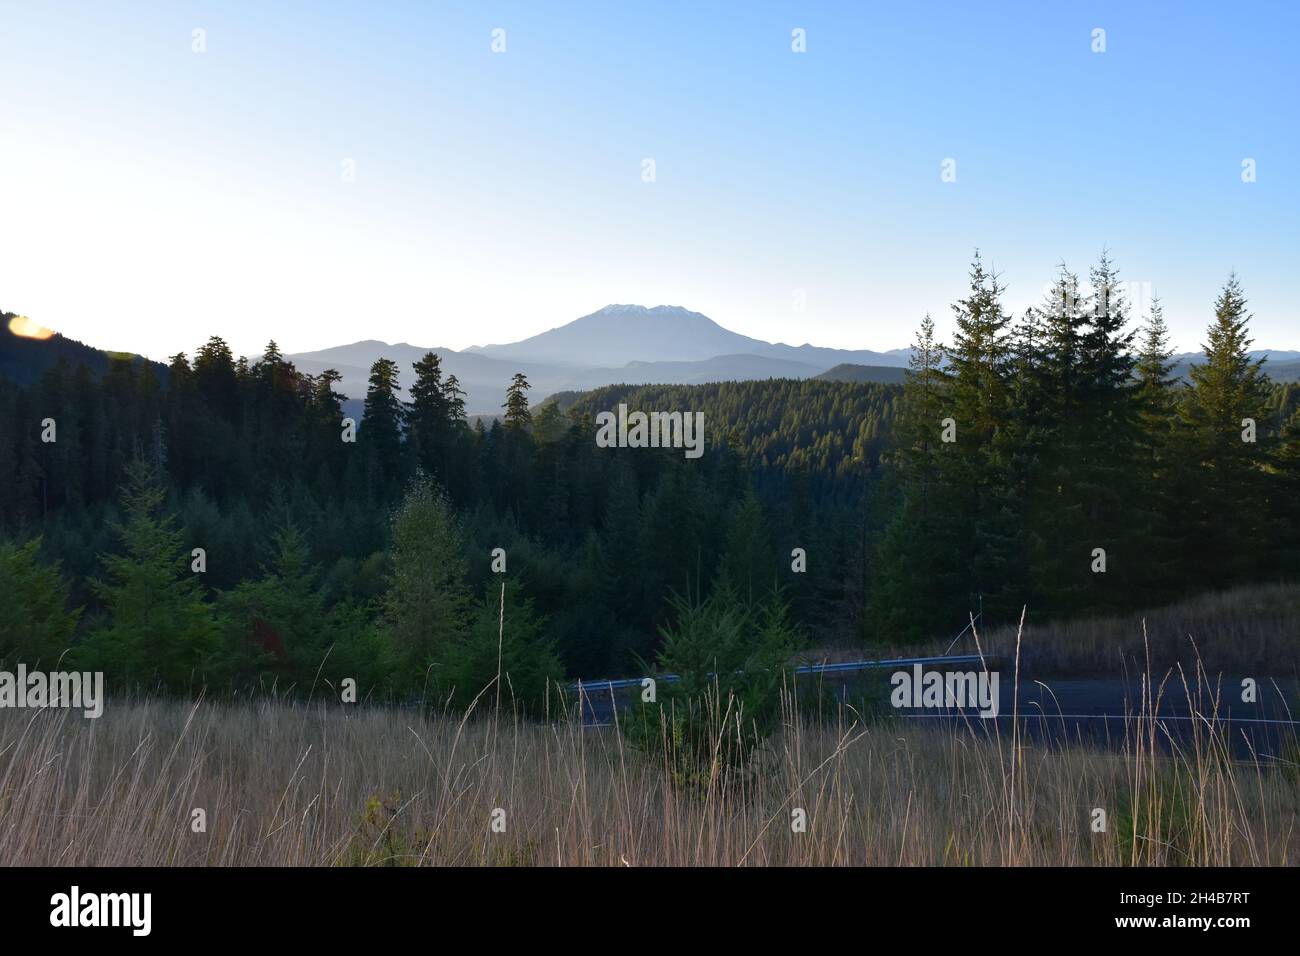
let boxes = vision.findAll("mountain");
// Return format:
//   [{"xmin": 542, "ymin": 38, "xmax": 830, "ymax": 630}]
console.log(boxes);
[
  {"xmin": 1, "ymin": 311, "xmax": 166, "ymax": 386},
  {"xmin": 286, "ymin": 307, "xmax": 1300, "ymax": 414},
  {"xmin": 289, "ymin": 344, "xmax": 828, "ymax": 416},
  {"xmin": 289, "ymin": 304, "xmax": 911, "ymax": 413},
  {"xmin": 1169, "ymin": 351, "xmax": 1300, "ymax": 383},
  {"xmin": 1254, "ymin": 359, "xmax": 1300, "ymax": 382},
  {"xmin": 465, "ymin": 304, "xmax": 907, "ymax": 369}
]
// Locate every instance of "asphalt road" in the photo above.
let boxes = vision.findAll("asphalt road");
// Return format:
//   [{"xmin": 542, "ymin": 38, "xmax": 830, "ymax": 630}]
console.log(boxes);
[{"xmin": 572, "ymin": 665, "xmax": 1300, "ymax": 761}]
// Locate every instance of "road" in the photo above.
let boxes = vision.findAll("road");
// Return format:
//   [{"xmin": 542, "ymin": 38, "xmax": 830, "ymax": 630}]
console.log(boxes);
[{"xmin": 570, "ymin": 659, "xmax": 1300, "ymax": 761}]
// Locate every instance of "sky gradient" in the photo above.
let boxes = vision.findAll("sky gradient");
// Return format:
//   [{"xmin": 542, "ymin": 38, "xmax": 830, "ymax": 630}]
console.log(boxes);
[{"xmin": 2, "ymin": 0, "xmax": 1296, "ymax": 361}]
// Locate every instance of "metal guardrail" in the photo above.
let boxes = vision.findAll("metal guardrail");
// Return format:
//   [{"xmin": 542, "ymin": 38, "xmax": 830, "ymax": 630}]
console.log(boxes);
[{"xmin": 567, "ymin": 653, "xmax": 994, "ymax": 695}]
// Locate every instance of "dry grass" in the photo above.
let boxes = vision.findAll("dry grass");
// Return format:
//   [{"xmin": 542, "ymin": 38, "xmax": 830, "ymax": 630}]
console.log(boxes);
[
  {"xmin": 1, "ymin": 662, "xmax": 1295, "ymax": 866},
  {"xmin": 807, "ymin": 582, "xmax": 1300, "ymax": 677}
]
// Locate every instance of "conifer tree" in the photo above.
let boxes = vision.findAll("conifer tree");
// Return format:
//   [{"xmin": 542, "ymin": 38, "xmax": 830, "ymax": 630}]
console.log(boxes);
[
  {"xmin": 0, "ymin": 537, "xmax": 81, "ymax": 664},
  {"xmin": 1273, "ymin": 404, "xmax": 1300, "ymax": 575},
  {"xmin": 1130, "ymin": 296, "xmax": 1182, "ymax": 594},
  {"xmin": 78, "ymin": 460, "xmax": 219, "ymax": 689},
  {"xmin": 407, "ymin": 351, "xmax": 450, "ymax": 483},
  {"xmin": 380, "ymin": 477, "xmax": 471, "ymax": 689},
  {"xmin": 1180, "ymin": 274, "xmax": 1272, "ymax": 583},
  {"xmin": 944, "ymin": 252, "xmax": 1021, "ymax": 621},
  {"xmin": 870, "ymin": 313, "xmax": 963, "ymax": 637},
  {"xmin": 1075, "ymin": 253, "xmax": 1139, "ymax": 609},
  {"xmin": 360, "ymin": 357, "xmax": 406, "ymax": 498},
  {"xmin": 441, "ymin": 581, "xmax": 562, "ymax": 713},
  {"xmin": 502, "ymin": 372, "xmax": 532, "ymax": 431}
]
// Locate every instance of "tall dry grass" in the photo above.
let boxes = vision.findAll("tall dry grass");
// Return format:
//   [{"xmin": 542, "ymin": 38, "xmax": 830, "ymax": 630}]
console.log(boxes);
[
  {"xmin": 0, "ymin": 659, "xmax": 1295, "ymax": 866},
  {"xmin": 807, "ymin": 582, "xmax": 1300, "ymax": 677}
]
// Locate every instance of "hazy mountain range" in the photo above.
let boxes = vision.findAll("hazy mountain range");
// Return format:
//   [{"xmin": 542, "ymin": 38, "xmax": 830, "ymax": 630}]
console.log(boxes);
[
  {"xmin": 287, "ymin": 304, "xmax": 1300, "ymax": 414},
  {"xmin": 287, "ymin": 304, "xmax": 914, "ymax": 414},
  {"xmin": 4, "ymin": 305, "xmax": 1299, "ymax": 415}
]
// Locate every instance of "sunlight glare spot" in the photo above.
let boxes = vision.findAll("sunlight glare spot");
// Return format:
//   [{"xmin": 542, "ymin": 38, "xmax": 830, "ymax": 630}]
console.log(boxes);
[{"xmin": 8, "ymin": 315, "xmax": 55, "ymax": 340}]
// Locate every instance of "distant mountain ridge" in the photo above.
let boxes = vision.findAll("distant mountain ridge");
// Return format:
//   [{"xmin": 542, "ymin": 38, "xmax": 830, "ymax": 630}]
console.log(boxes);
[
  {"xmin": 464, "ymin": 304, "xmax": 905, "ymax": 369},
  {"xmin": 289, "ymin": 304, "xmax": 911, "ymax": 412},
  {"xmin": 6, "ymin": 304, "xmax": 1299, "ymax": 412}
]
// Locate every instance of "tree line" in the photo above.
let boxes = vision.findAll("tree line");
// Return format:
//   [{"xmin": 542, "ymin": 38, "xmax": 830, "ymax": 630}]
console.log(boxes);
[{"xmin": 870, "ymin": 253, "xmax": 1300, "ymax": 639}]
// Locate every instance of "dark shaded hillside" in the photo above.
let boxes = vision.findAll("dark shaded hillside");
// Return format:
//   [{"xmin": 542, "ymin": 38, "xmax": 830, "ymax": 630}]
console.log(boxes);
[
  {"xmin": 1271, "ymin": 360, "xmax": 1300, "ymax": 382},
  {"xmin": 547, "ymin": 378, "xmax": 900, "ymax": 487},
  {"xmin": 1, "ymin": 312, "xmax": 166, "ymax": 386},
  {"xmin": 815, "ymin": 363, "xmax": 908, "ymax": 384}
]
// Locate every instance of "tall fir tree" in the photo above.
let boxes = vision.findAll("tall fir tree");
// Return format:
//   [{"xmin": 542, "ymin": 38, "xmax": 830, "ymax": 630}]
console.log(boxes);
[
  {"xmin": 870, "ymin": 313, "xmax": 963, "ymax": 637},
  {"xmin": 502, "ymin": 372, "xmax": 533, "ymax": 431},
  {"xmin": 1075, "ymin": 252, "xmax": 1139, "ymax": 610},
  {"xmin": 406, "ymin": 351, "xmax": 450, "ymax": 485},
  {"xmin": 1179, "ymin": 274, "xmax": 1272, "ymax": 585},
  {"xmin": 360, "ymin": 357, "xmax": 406, "ymax": 499},
  {"xmin": 944, "ymin": 252, "xmax": 1022, "ymax": 622},
  {"xmin": 1131, "ymin": 295, "xmax": 1182, "ymax": 596},
  {"xmin": 78, "ymin": 460, "xmax": 219, "ymax": 690},
  {"xmin": 380, "ymin": 477, "xmax": 471, "ymax": 691}
]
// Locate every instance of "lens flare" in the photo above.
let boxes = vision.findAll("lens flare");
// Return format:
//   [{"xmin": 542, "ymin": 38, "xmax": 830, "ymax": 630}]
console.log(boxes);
[{"xmin": 8, "ymin": 315, "xmax": 55, "ymax": 340}]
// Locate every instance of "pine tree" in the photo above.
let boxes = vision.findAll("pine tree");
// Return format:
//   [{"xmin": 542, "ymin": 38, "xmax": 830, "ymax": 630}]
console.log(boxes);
[
  {"xmin": 1130, "ymin": 296, "xmax": 1182, "ymax": 595},
  {"xmin": 193, "ymin": 336, "xmax": 240, "ymax": 422},
  {"xmin": 1135, "ymin": 296, "xmax": 1177, "ymax": 419},
  {"xmin": 442, "ymin": 374, "xmax": 467, "ymax": 424},
  {"xmin": 360, "ymin": 357, "xmax": 406, "ymax": 498},
  {"xmin": 944, "ymin": 252, "xmax": 1021, "ymax": 622},
  {"xmin": 78, "ymin": 460, "xmax": 219, "ymax": 690},
  {"xmin": 502, "ymin": 372, "xmax": 532, "ymax": 431},
  {"xmin": 870, "ymin": 313, "xmax": 963, "ymax": 638},
  {"xmin": 894, "ymin": 313, "xmax": 949, "ymax": 493},
  {"xmin": 407, "ymin": 351, "xmax": 450, "ymax": 484},
  {"xmin": 498, "ymin": 373, "xmax": 535, "ymax": 521},
  {"xmin": 0, "ymin": 537, "xmax": 81, "ymax": 665},
  {"xmin": 1074, "ymin": 252, "xmax": 1139, "ymax": 610},
  {"xmin": 1179, "ymin": 274, "xmax": 1272, "ymax": 585},
  {"xmin": 1011, "ymin": 265, "xmax": 1090, "ymax": 610},
  {"xmin": 948, "ymin": 252, "xmax": 1013, "ymax": 446},
  {"xmin": 717, "ymin": 487, "xmax": 772, "ymax": 604},
  {"xmin": 1273, "ymin": 404, "xmax": 1300, "ymax": 575},
  {"xmin": 380, "ymin": 477, "xmax": 471, "ymax": 690}
]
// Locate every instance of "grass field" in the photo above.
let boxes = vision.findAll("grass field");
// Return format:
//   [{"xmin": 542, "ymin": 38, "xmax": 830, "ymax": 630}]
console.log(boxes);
[
  {"xmin": 805, "ymin": 583, "xmax": 1300, "ymax": 678},
  {"xmin": 1, "ymin": 658, "xmax": 1295, "ymax": 866}
]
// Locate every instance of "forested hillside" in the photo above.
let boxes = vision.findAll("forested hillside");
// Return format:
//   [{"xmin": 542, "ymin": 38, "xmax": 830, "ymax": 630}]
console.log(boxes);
[
  {"xmin": 549, "ymin": 377, "xmax": 898, "ymax": 496},
  {"xmin": 2, "ymin": 253, "xmax": 1299, "ymax": 700},
  {"xmin": 1, "ymin": 313, "xmax": 165, "ymax": 386},
  {"xmin": 0, "ymin": 338, "xmax": 878, "ymax": 691}
]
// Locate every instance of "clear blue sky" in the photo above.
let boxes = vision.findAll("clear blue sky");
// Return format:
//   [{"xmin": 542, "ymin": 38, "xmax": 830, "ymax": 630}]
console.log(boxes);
[{"xmin": 2, "ymin": 0, "xmax": 1296, "ymax": 360}]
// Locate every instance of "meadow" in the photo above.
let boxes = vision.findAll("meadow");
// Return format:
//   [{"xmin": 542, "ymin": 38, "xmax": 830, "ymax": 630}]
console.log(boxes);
[{"xmin": 2, "ymin": 650, "xmax": 1295, "ymax": 867}]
